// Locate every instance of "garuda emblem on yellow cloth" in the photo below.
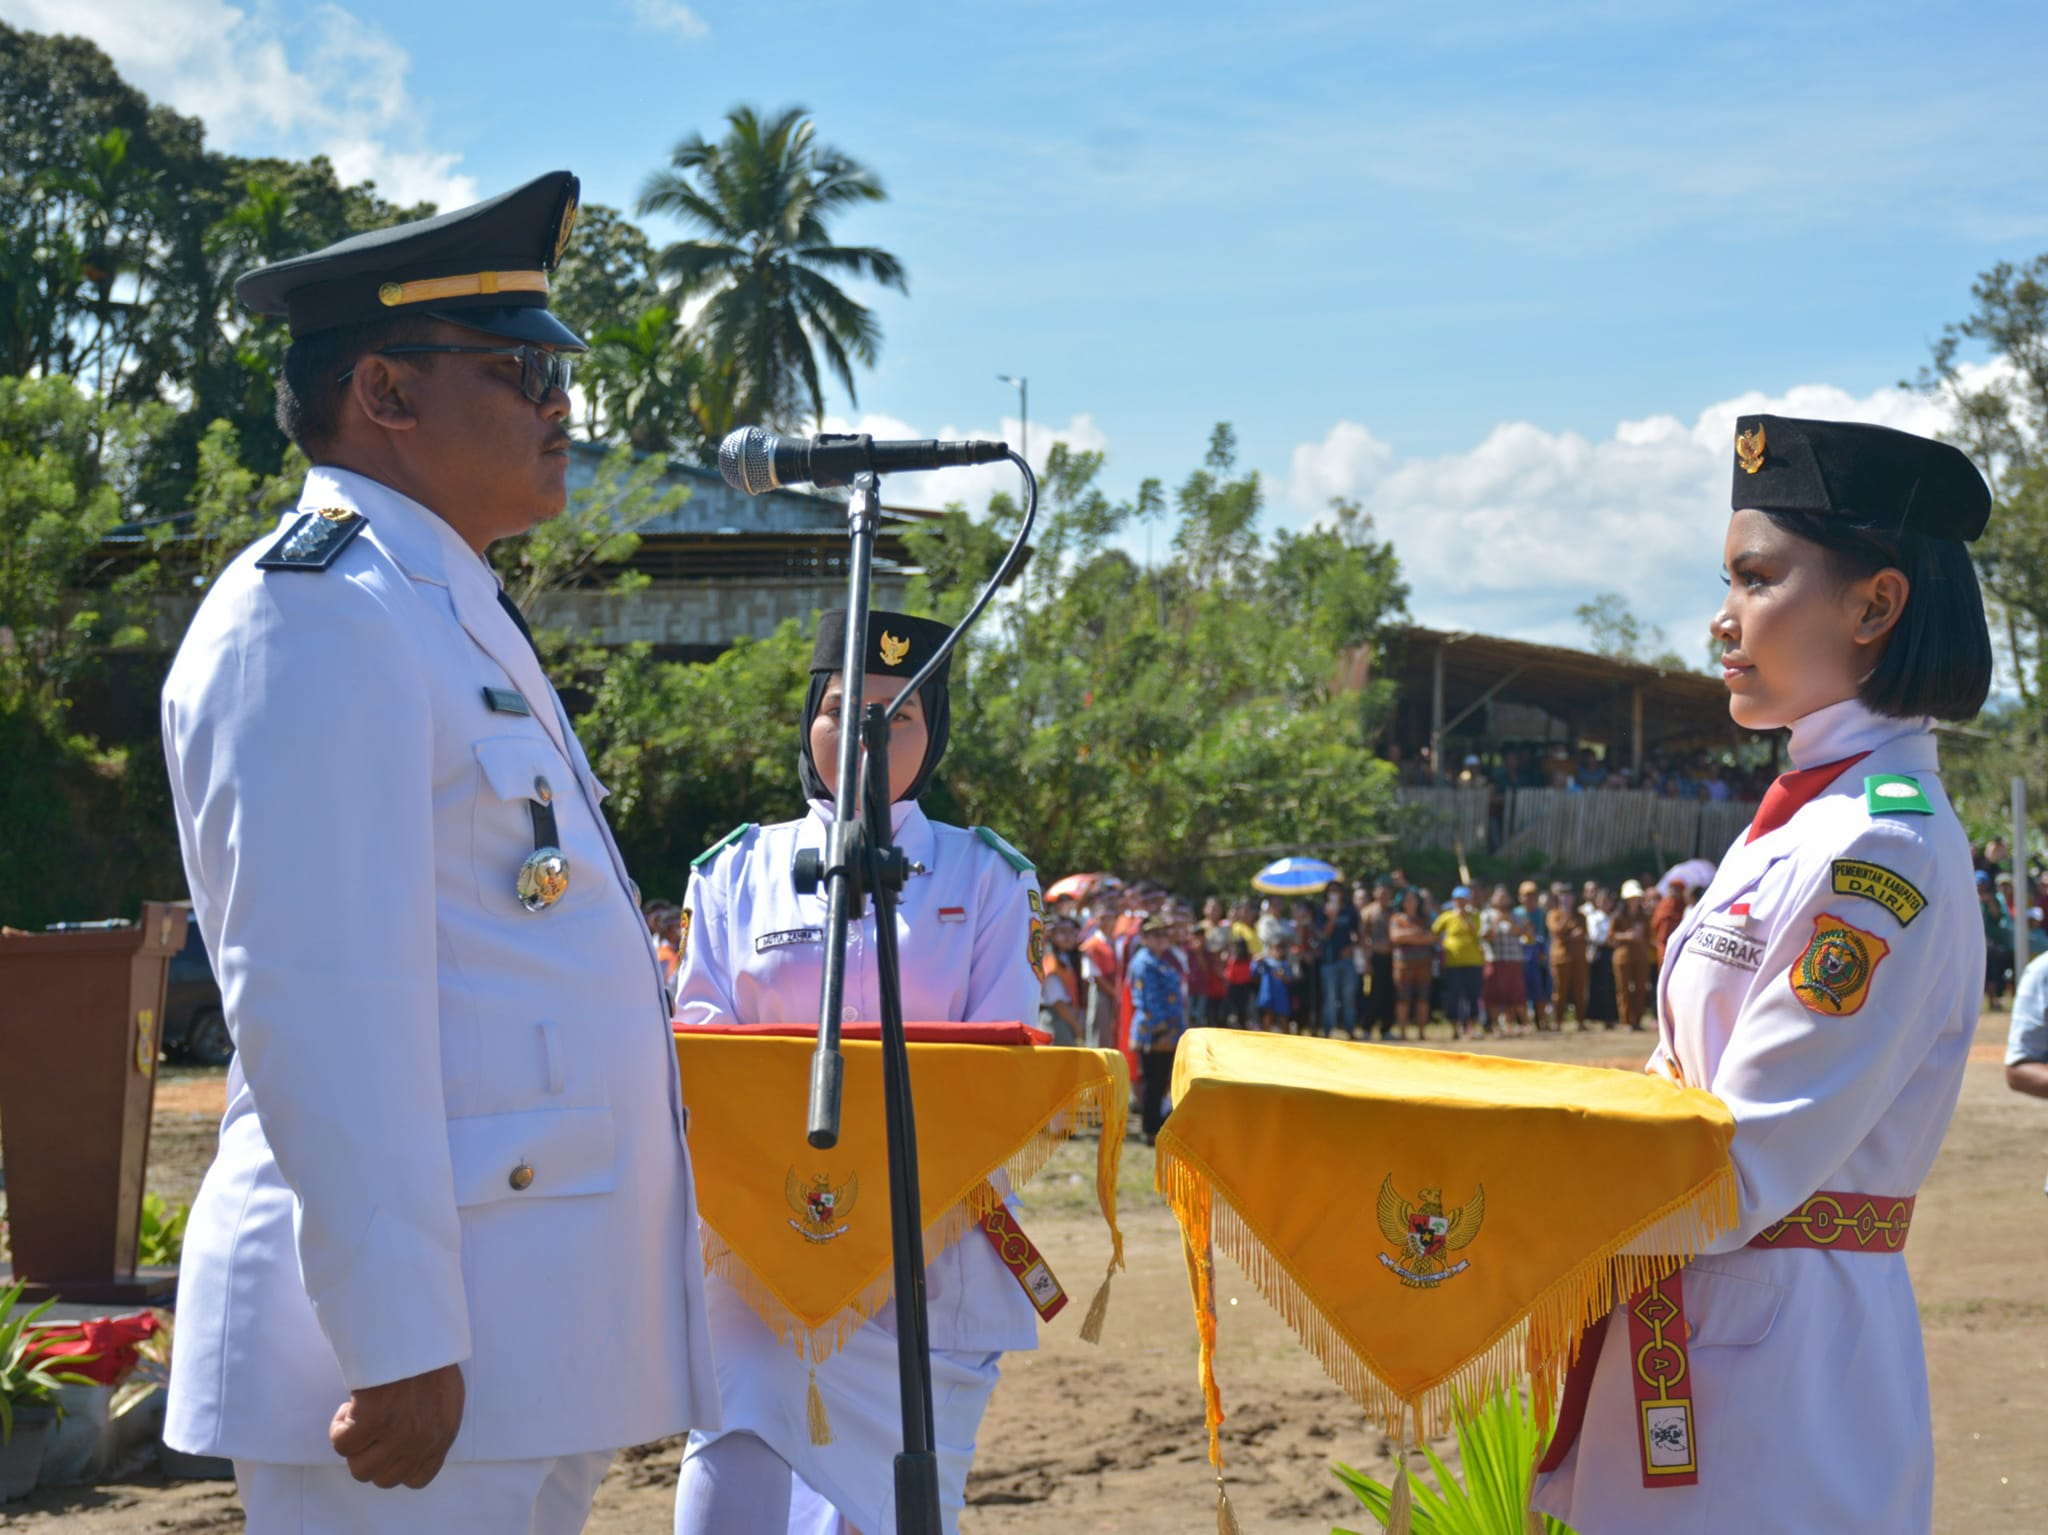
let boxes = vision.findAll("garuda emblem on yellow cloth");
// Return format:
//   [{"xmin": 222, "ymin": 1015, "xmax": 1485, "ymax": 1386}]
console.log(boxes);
[
  {"xmin": 877, "ymin": 630, "xmax": 910, "ymax": 667},
  {"xmin": 787, "ymin": 1168, "xmax": 858, "ymax": 1243},
  {"xmin": 1376, "ymin": 1175, "xmax": 1485, "ymax": 1288}
]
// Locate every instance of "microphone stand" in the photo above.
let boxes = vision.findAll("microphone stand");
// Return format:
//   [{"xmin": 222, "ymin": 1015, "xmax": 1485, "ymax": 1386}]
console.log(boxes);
[{"xmin": 794, "ymin": 456, "xmax": 1037, "ymax": 1535}]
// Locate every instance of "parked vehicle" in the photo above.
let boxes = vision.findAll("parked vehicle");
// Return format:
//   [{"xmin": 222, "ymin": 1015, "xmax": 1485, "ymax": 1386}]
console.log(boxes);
[{"xmin": 161, "ymin": 919, "xmax": 231, "ymax": 1066}]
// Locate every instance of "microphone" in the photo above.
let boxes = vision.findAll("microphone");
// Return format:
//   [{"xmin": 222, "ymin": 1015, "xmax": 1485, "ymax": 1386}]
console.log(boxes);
[{"xmin": 718, "ymin": 428, "xmax": 1011, "ymax": 493}]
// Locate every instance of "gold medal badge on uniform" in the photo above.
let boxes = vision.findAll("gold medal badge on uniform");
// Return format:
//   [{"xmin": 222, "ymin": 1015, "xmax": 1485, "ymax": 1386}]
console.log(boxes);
[{"xmin": 516, "ymin": 773, "xmax": 569, "ymax": 911}]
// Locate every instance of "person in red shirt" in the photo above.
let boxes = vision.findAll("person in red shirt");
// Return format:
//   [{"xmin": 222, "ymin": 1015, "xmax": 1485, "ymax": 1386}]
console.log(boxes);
[{"xmin": 1223, "ymin": 937, "xmax": 1256, "ymax": 1027}]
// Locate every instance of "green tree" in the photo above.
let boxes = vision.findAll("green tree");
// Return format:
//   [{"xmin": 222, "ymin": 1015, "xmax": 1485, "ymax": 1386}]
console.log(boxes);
[
  {"xmin": 1574, "ymin": 590, "xmax": 1688, "ymax": 669},
  {"xmin": 1916, "ymin": 253, "xmax": 2048, "ymax": 704},
  {"xmin": 907, "ymin": 427, "xmax": 1409, "ymax": 886},
  {"xmin": 636, "ymin": 105, "xmax": 906, "ymax": 430},
  {"xmin": 584, "ymin": 305, "xmax": 712, "ymax": 456},
  {"xmin": 0, "ymin": 375, "xmax": 185, "ymax": 928}
]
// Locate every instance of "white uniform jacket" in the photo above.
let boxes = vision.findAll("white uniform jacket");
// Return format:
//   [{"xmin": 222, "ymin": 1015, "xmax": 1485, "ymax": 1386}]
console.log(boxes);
[
  {"xmin": 1534, "ymin": 697, "xmax": 1979, "ymax": 1534},
  {"xmin": 673, "ymin": 798, "xmax": 1046, "ymax": 1351},
  {"xmin": 160, "ymin": 467, "xmax": 721, "ymax": 1464}
]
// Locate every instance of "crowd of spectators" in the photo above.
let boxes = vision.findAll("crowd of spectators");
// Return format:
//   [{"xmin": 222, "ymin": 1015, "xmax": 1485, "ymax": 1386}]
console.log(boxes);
[
  {"xmin": 1036, "ymin": 871, "xmax": 1711, "ymax": 1139},
  {"xmin": 636, "ymin": 835, "xmax": 2048, "ymax": 1146},
  {"xmin": 1394, "ymin": 742, "xmax": 1773, "ymax": 803},
  {"xmin": 1977, "ymin": 836, "xmax": 2048, "ymax": 1005}
]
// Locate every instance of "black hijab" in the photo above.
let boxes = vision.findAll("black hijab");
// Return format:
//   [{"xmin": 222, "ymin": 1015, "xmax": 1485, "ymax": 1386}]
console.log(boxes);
[{"xmin": 797, "ymin": 609, "xmax": 955, "ymax": 804}]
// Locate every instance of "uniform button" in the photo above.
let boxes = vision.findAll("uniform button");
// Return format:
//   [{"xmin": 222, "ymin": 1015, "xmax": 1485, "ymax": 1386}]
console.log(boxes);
[
  {"xmin": 534, "ymin": 776, "xmax": 553, "ymax": 803},
  {"xmin": 842, "ymin": 1005, "xmax": 858, "ymax": 1021},
  {"xmin": 508, "ymin": 1162, "xmax": 535, "ymax": 1191}
]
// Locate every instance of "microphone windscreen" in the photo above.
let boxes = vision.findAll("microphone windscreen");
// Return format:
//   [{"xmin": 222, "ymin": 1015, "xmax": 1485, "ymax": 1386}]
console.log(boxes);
[{"xmin": 718, "ymin": 427, "xmax": 777, "ymax": 494}]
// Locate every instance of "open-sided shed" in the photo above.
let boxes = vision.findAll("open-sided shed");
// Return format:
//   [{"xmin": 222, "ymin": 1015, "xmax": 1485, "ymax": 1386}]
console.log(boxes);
[{"xmin": 1380, "ymin": 625, "xmax": 1768, "ymax": 782}]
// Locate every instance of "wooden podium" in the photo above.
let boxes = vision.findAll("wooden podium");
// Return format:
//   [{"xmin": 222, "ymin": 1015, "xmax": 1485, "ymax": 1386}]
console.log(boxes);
[{"xmin": 0, "ymin": 903, "xmax": 187, "ymax": 1303}]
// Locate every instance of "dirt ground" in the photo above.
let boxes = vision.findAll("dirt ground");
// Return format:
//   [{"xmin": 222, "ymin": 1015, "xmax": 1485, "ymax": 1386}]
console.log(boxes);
[{"xmin": 6, "ymin": 1010, "xmax": 2045, "ymax": 1533}]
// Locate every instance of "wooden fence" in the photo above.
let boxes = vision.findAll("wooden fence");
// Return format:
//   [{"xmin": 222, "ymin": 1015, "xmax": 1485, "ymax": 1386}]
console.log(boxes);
[
  {"xmin": 1395, "ymin": 786, "xmax": 1759, "ymax": 867},
  {"xmin": 1394, "ymin": 786, "xmax": 1493, "ymax": 851}
]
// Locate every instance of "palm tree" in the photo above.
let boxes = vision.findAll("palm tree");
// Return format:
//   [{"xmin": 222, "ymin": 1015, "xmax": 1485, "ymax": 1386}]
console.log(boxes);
[
  {"xmin": 636, "ymin": 105, "xmax": 906, "ymax": 431},
  {"xmin": 586, "ymin": 304, "xmax": 708, "ymax": 455}
]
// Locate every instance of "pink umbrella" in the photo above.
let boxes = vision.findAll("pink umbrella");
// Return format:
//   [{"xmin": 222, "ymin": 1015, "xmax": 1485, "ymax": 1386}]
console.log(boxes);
[{"xmin": 1046, "ymin": 872, "xmax": 1114, "ymax": 904}]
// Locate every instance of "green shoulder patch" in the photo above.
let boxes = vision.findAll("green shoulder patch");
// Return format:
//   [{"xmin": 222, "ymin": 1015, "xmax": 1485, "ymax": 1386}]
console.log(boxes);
[
  {"xmin": 1831, "ymin": 858, "xmax": 1928, "ymax": 927},
  {"xmin": 973, "ymin": 825, "xmax": 1036, "ymax": 876},
  {"xmin": 256, "ymin": 507, "xmax": 367, "ymax": 572},
  {"xmin": 1864, "ymin": 774, "xmax": 1934, "ymax": 817},
  {"xmin": 692, "ymin": 822, "xmax": 755, "ymax": 869}
]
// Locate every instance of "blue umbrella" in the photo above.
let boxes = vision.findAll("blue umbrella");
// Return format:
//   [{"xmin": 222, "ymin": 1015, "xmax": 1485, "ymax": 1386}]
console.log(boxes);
[{"xmin": 1251, "ymin": 856, "xmax": 1341, "ymax": 896}]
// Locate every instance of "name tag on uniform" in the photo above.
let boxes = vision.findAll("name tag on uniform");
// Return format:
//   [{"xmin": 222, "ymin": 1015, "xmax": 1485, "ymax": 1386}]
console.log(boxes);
[
  {"xmin": 937, "ymin": 906, "xmax": 967, "ymax": 924},
  {"xmin": 1685, "ymin": 919, "xmax": 1763, "ymax": 974},
  {"xmin": 482, "ymin": 686, "xmax": 532, "ymax": 716},
  {"xmin": 756, "ymin": 928, "xmax": 823, "ymax": 952}
]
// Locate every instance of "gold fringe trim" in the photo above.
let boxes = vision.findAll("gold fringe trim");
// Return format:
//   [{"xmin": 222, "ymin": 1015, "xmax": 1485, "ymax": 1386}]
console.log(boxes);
[
  {"xmin": 1155, "ymin": 1138, "xmax": 1738, "ymax": 1459},
  {"xmin": 806, "ymin": 1363, "xmax": 832, "ymax": 1446},
  {"xmin": 703, "ymin": 1072, "xmax": 1128, "ymax": 1374}
]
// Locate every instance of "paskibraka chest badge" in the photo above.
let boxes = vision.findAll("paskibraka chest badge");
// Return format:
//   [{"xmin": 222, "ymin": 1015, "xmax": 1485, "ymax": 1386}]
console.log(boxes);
[{"xmin": 1377, "ymin": 1175, "xmax": 1487, "ymax": 1287}]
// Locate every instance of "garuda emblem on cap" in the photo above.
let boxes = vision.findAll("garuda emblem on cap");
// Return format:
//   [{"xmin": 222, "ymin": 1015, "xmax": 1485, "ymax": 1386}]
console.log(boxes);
[
  {"xmin": 552, "ymin": 188, "xmax": 579, "ymax": 268},
  {"xmin": 878, "ymin": 631, "xmax": 910, "ymax": 667},
  {"xmin": 1736, "ymin": 422, "xmax": 1767, "ymax": 475}
]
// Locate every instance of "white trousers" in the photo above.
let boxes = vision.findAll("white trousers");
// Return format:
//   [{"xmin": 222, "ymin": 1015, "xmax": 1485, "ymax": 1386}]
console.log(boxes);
[
  {"xmin": 674, "ymin": 1318, "xmax": 1002, "ymax": 1535},
  {"xmin": 234, "ymin": 1450, "xmax": 613, "ymax": 1534}
]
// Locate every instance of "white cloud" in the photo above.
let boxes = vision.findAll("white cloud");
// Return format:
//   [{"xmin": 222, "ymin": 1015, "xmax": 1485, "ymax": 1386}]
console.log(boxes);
[
  {"xmin": 816, "ymin": 409, "xmax": 1110, "ymax": 515},
  {"xmin": 629, "ymin": 0, "xmax": 709, "ymax": 41},
  {"xmin": 0, "ymin": 0, "xmax": 475, "ymax": 208},
  {"xmin": 1280, "ymin": 377, "xmax": 1990, "ymax": 658}
]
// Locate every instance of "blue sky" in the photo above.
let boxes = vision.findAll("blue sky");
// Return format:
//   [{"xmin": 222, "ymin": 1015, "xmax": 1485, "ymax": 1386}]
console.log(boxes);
[{"xmin": 10, "ymin": 0, "xmax": 2047, "ymax": 649}]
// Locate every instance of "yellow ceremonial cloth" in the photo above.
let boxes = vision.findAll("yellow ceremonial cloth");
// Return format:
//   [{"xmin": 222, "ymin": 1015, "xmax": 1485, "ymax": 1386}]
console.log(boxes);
[
  {"xmin": 674, "ymin": 1034, "xmax": 1126, "ymax": 1364},
  {"xmin": 1155, "ymin": 1031, "xmax": 1735, "ymax": 1463}
]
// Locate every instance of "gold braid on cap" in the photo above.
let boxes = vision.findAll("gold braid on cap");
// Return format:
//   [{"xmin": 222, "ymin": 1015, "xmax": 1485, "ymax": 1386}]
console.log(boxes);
[{"xmin": 376, "ymin": 270, "xmax": 549, "ymax": 308}]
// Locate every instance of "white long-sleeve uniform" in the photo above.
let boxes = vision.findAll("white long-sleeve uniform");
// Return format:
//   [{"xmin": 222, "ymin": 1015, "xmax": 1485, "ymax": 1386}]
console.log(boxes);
[
  {"xmin": 1533, "ymin": 697, "xmax": 1979, "ymax": 1533},
  {"xmin": 673, "ymin": 799, "xmax": 1044, "ymax": 1534},
  {"xmin": 160, "ymin": 467, "xmax": 721, "ymax": 1473}
]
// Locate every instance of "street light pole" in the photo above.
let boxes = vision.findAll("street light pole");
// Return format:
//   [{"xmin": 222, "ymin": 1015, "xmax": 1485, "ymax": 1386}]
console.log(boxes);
[{"xmin": 997, "ymin": 374, "xmax": 1027, "ymax": 465}]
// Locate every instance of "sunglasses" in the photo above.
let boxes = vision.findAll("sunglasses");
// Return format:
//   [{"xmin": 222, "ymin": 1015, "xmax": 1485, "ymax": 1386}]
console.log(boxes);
[{"xmin": 335, "ymin": 343, "xmax": 573, "ymax": 405}]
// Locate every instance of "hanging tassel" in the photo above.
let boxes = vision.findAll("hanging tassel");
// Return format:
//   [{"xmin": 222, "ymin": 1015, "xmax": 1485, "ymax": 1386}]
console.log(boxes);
[
  {"xmin": 1387, "ymin": 1456, "xmax": 1413, "ymax": 1535},
  {"xmin": 1214, "ymin": 1470, "xmax": 1242, "ymax": 1535},
  {"xmin": 807, "ymin": 1365, "xmax": 833, "ymax": 1446},
  {"xmin": 1078, "ymin": 1259, "xmax": 1116, "ymax": 1344}
]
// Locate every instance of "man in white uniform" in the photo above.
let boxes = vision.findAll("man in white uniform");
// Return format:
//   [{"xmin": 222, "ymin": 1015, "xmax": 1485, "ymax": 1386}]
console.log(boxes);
[{"xmin": 160, "ymin": 172, "xmax": 720, "ymax": 1532}]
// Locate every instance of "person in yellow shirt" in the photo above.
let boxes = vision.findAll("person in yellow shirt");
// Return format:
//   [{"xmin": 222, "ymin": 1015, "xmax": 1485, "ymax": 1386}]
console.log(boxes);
[{"xmin": 1431, "ymin": 885, "xmax": 1486, "ymax": 1040}]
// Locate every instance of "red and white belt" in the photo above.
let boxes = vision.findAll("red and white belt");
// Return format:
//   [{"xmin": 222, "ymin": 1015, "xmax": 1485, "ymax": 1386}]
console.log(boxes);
[{"xmin": 1537, "ymin": 1190, "xmax": 1916, "ymax": 1489}]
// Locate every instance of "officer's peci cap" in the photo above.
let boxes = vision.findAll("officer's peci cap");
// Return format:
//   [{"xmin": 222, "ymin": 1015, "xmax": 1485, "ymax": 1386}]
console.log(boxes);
[
  {"xmin": 810, "ymin": 609, "xmax": 955, "ymax": 682},
  {"xmin": 235, "ymin": 171, "xmax": 587, "ymax": 350},
  {"xmin": 1730, "ymin": 415, "xmax": 1989, "ymax": 542}
]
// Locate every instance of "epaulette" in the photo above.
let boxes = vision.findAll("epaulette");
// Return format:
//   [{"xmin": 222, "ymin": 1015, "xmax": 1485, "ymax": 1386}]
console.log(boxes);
[
  {"xmin": 973, "ymin": 825, "xmax": 1036, "ymax": 875},
  {"xmin": 692, "ymin": 823, "xmax": 755, "ymax": 869},
  {"xmin": 1864, "ymin": 775, "xmax": 1934, "ymax": 817},
  {"xmin": 255, "ymin": 507, "xmax": 367, "ymax": 572}
]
